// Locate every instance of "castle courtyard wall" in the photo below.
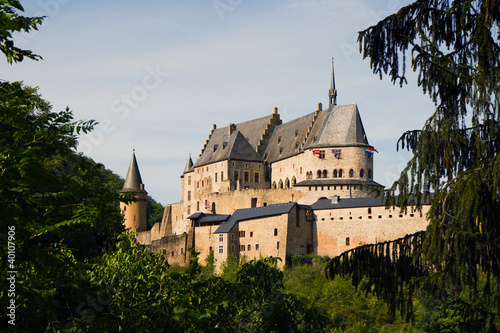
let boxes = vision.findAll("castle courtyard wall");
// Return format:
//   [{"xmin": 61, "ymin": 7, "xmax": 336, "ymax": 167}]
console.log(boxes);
[{"xmin": 313, "ymin": 205, "xmax": 430, "ymax": 256}]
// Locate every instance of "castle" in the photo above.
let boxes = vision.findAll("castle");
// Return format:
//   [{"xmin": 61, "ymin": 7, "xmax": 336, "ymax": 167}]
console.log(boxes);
[{"xmin": 120, "ymin": 63, "xmax": 430, "ymax": 267}]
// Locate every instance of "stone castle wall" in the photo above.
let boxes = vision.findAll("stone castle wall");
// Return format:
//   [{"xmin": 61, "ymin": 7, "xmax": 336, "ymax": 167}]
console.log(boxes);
[{"xmin": 313, "ymin": 205, "xmax": 430, "ymax": 256}]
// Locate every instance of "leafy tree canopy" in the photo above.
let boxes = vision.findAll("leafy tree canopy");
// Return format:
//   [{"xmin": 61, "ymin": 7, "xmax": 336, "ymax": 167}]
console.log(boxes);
[
  {"xmin": 327, "ymin": 0, "xmax": 500, "ymax": 331},
  {"xmin": 0, "ymin": 81, "xmax": 130, "ymax": 331},
  {"xmin": 0, "ymin": 0, "xmax": 44, "ymax": 63}
]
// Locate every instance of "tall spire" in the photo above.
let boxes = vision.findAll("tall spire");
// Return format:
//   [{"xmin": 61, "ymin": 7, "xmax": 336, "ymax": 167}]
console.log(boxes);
[
  {"xmin": 121, "ymin": 150, "xmax": 147, "ymax": 193},
  {"xmin": 328, "ymin": 57, "xmax": 337, "ymax": 107}
]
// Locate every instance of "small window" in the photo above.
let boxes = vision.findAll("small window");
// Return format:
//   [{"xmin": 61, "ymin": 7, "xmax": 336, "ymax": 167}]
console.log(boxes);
[
  {"xmin": 219, "ymin": 234, "xmax": 224, "ymax": 242},
  {"xmin": 239, "ymin": 231, "xmax": 246, "ymax": 237},
  {"xmin": 255, "ymin": 244, "xmax": 259, "ymax": 250},
  {"xmin": 215, "ymin": 173, "xmax": 218, "ymax": 182},
  {"xmin": 333, "ymin": 169, "xmax": 338, "ymax": 178},
  {"xmin": 295, "ymin": 130, "xmax": 299, "ymax": 137},
  {"xmin": 339, "ymin": 169, "xmax": 343, "ymax": 178},
  {"xmin": 219, "ymin": 246, "xmax": 223, "ymax": 254},
  {"xmin": 247, "ymin": 244, "xmax": 251, "ymax": 251},
  {"xmin": 368, "ymin": 208, "xmax": 372, "ymax": 214},
  {"xmin": 244, "ymin": 171, "xmax": 249, "ymax": 182},
  {"xmin": 250, "ymin": 231, "xmax": 253, "ymax": 237},
  {"xmin": 360, "ymin": 169, "xmax": 365, "ymax": 178},
  {"xmin": 279, "ymin": 147, "xmax": 284, "ymax": 154},
  {"xmin": 278, "ymin": 136, "xmax": 282, "ymax": 143},
  {"xmin": 234, "ymin": 170, "xmax": 239, "ymax": 180},
  {"xmin": 274, "ymin": 228, "xmax": 278, "ymax": 236},
  {"xmin": 254, "ymin": 172, "xmax": 260, "ymax": 183},
  {"xmin": 213, "ymin": 144, "xmax": 218, "ymax": 152},
  {"xmin": 240, "ymin": 245, "xmax": 245, "ymax": 251},
  {"xmin": 349, "ymin": 169, "xmax": 354, "ymax": 178},
  {"xmin": 346, "ymin": 237, "xmax": 350, "ymax": 246},
  {"xmin": 277, "ymin": 241, "xmax": 280, "ymax": 249}
]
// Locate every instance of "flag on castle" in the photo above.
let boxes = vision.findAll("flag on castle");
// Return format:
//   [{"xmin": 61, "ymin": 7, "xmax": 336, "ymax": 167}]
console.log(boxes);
[
  {"xmin": 313, "ymin": 149, "xmax": 321, "ymax": 155},
  {"xmin": 331, "ymin": 148, "xmax": 338, "ymax": 156},
  {"xmin": 205, "ymin": 203, "xmax": 210, "ymax": 209},
  {"xmin": 365, "ymin": 147, "xmax": 378, "ymax": 156}
]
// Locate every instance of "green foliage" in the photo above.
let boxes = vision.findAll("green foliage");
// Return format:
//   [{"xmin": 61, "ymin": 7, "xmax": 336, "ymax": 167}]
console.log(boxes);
[
  {"xmin": 0, "ymin": 81, "xmax": 126, "ymax": 331},
  {"xmin": 0, "ymin": 0, "xmax": 44, "ymax": 63},
  {"xmin": 146, "ymin": 195, "xmax": 164, "ymax": 228},
  {"xmin": 327, "ymin": 1, "xmax": 500, "ymax": 331},
  {"xmin": 284, "ymin": 256, "xmax": 416, "ymax": 332}
]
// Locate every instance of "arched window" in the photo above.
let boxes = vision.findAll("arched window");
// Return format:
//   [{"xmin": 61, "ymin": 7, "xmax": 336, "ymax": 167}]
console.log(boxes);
[
  {"xmin": 360, "ymin": 169, "xmax": 365, "ymax": 178},
  {"xmin": 322, "ymin": 169, "xmax": 328, "ymax": 178},
  {"xmin": 317, "ymin": 170, "xmax": 322, "ymax": 178},
  {"xmin": 212, "ymin": 202, "xmax": 216, "ymax": 214},
  {"xmin": 278, "ymin": 180, "xmax": 283, "ymax": 188},
  {"xmin": 339, "ymin": 169, "xmax": 343, "ymax": 178},
  {"xmin": 292, "ymin": 176, "xmax": 297, "ymax": 185},
  {"xmin": 272, "ymin": 181, "xmax": 277, "ymax": 189},
  {"xmin": 333, "ymin": 169, "xmax": 338, "ymax": 178},
  {"xmin": 285, "ymin": 178, "xmax": 290, "ymax": 188},
  {"xmin": 349, "ymin": 169, "xmax": 354, "ymax": 178},
  {"xmin": 346, "ymin": 237, "xmax": 350, "ymax": 246},
  {"xmin": 368, "ymin": 169, "xmax": 372, "ymax": 179}
]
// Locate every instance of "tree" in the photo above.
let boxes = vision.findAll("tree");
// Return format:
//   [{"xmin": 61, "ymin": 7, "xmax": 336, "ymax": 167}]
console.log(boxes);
[
  {"xmin": 0, "ymin": 0, "xmax": 44, "ymax": 63},
  {"xmin": 326, "ymin": 1, "xmax": 500, "ymax": 331},
  {"xmin": 0, "ymin": 81, "xmax": 129, "ymax": 331}
]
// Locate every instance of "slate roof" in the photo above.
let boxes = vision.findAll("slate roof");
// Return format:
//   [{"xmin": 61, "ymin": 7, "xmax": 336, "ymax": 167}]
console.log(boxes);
[
  {"xmin": 307, "ymin": 103, "xmax": 369, "ymax": 149},
  {"xmin": 193, "ymin": 101, "xmax": 372, "ymax": 169},
  {"xmin": 214, "ymin": 202, "xmax": 297, "ymax": 233},
  {"xmin": 183, "ymin": 156, "xmax": 194, "ymax": 174},
  {"xmin": 187, "ymin": 212, "xmax": 231, "ymax": 224},
  {"xmin": 193, "ymin": 130, "xmax": 263, "ymax": 168},
  {"xmin": 121, "ymin": 151, "xmax": 147, "ymax": 193},
  {"xmin": 264, "ymin": 111, "xmax": 318, "ymax": 162}
]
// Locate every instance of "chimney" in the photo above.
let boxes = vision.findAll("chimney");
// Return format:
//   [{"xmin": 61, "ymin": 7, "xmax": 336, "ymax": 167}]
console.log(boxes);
[
  {"xmin": 228, "ymin": 123, "xmax": 237, "ymax": 136},
  {"xmin": 331, "ymin": 195, "xmax": 339, "ymax": 204},
  {"xmin": 318, "ymin": 102, "xmax": 322, "ymax": 111}
]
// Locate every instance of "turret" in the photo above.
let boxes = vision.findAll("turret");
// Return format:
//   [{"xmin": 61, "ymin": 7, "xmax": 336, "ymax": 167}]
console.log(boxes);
[{"xmin": 120, "ymin": 150, "xmax": 148, "ymax": 232}]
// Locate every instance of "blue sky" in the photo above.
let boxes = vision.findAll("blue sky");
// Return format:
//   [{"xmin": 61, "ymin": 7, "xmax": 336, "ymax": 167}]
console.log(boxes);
[{"xmin": 3, "ymin": 0, "xmax": 435, "ymax": 205}]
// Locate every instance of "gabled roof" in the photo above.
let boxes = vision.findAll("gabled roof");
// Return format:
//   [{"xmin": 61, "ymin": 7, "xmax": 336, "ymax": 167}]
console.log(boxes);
[
  {"xmin": 214, "ymin": 202, "xmax": 297, "ymax": 233},
  {"xmin": 193, "ymin": 130, "xmax": 263, "ymax": 168},
  {"xmin": 121, "ymin": 151, "xmax": 147, "ymax": 193},
  {"xmin": 307, "ymin": 103, "xmax": 369, "ymax": 148},
  {"xmin": 264, "ymin": 111, "xmax": 318, "ymax": 162}
]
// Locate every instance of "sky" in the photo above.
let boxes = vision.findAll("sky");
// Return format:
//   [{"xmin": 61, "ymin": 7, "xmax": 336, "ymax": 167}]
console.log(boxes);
[{"xmin": 3, "ymin": 0, "xmax": 435, "ymax": 205}]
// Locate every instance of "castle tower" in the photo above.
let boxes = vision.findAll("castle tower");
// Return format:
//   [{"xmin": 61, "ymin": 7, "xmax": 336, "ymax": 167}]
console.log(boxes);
[
  {"xmin": 120, "ymin": 150, "xmax": 148, "ymax": 232},
  {"xmin": 328, "ymin": 58, "xmax": 338, "ymax": 107}
]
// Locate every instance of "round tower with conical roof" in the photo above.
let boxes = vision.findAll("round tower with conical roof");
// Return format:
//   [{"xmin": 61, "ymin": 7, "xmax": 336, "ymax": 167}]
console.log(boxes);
[{"xmin": 120, "ymin": 150, "xmax": 148, "ymax": 232}]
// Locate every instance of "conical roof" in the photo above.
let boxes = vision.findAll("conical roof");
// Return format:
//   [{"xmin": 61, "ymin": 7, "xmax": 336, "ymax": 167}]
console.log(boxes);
[
  {"xmin": 183, "ymin": 155, "xmax": 194, "ymax": 174},
  {"xmin": 121, "ymin": 151, "xmax": 147, "ymax": 193}
]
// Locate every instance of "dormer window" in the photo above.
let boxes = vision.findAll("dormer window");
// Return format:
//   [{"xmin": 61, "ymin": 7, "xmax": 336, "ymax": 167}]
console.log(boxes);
[
  {"xmin": 295, "ymin": 130, "xmax": 299, "ymax": 137},
  {"xmin": 277, "ymin": 136, "xmax": 282, "ymax": 144},
  {"xmin": 213, "ymin": 144, "xmax": 218, "ymax": 152},
  {"xmin": 222, "ymin": 142, "xmax": 228, "ymax": 149},
  {"xmin": 279, "ymin": 147, "xmax": 283, "ymax": 154}
]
